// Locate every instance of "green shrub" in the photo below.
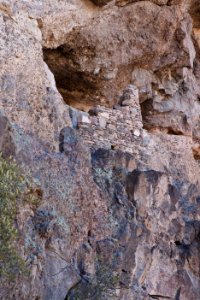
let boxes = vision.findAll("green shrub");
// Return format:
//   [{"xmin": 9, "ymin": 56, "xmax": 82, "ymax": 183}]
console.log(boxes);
[{"xmin": 0, "ymin": 154, "xmax": 25, "ymax": 278}]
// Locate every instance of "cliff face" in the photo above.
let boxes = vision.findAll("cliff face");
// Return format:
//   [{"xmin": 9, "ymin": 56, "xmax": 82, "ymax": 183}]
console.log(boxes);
[{"xmin": 0, "ymin": 1, "xmax": 200, "ymax": 299}]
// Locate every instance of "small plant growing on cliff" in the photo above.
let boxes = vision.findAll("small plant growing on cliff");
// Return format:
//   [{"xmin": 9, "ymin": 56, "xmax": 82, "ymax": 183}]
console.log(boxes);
[
  {"xmin": 91, "ymin": 261, "xmax": 119, "ymax": 299},
  {"xmin": 67, "ymin": 257, "xmax": 119, "ymax": 300},
  {"xmin": 0, "ymin": 154, "xmax": 25, "ymax": 278}
]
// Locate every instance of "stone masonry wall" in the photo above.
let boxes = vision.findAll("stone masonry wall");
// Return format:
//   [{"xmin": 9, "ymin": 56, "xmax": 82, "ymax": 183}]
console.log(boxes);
[{"xmin": 70, "ymin": 85, "xmax": 144, "ymax": 154}]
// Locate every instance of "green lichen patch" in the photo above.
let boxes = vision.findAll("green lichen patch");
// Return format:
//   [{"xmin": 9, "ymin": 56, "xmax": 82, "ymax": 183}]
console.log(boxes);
[
  {"xmin": 0, "ymin": 154, "xmax": 42, "ymax": 279},
  {"xmin": 0, "ymin": 154, "xmax": 26, "ymax": 278}
]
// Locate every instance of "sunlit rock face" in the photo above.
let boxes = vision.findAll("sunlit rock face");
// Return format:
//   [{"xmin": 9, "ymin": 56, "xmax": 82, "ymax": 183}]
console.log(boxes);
[{"xmin": 0, "ymin": 1, "xmax": 200, "ymax": 300}]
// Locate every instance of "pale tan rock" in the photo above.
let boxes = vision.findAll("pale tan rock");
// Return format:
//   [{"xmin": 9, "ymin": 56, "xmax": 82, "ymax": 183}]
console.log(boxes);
[
  {"xmin": 0, "ymin": 11, "xmax": 71, "ymax": 155},
  {"xmin": 99, "ymin": 116, "xmax": 107, "ymax": 128},
  {"xmin": 133, "ymin": 129, "xmax": 140, "ymax": 137},
  {"xmin": 43, "ymin": 1, "xmax": 192, "ymax": 107}
]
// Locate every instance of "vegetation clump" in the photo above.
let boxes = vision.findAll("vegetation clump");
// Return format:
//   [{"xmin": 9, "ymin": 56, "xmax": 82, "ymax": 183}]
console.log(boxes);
[
  {"xmin": 66, "ymin": 256, "xmax": 119, "ymax": 300},
  {"xmin": 0, "ymin": 154, "xmax": 25, "ymax": 278}
]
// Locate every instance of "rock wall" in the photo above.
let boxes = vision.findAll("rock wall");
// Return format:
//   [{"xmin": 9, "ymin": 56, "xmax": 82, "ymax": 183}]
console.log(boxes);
[
  {"xmin": 0, "ymin": 1, "xmax": 200, "ymax": 300},
  {"xmin": 72, "ymin": 84, "xmax": 143, "ymax": 153},
  {"xmin": 78, "ymin": 104, "xmax": 142, "ymax": 153}
]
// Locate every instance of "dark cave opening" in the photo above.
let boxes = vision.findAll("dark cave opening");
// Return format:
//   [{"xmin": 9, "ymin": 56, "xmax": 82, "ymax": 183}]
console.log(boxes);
[
  {"xmin": 43, "ymin": 47, "xmax": 99, "ymax": 112},
  {"xmin": 189, "ymin": 1, "xmax": 200, "ymax": 29}
]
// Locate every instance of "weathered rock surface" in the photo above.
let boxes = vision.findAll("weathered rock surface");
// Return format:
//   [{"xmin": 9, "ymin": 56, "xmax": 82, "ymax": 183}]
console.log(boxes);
[
  {"xmin": 43, "ymin": 1, "xmax": 191, "ymax": 109},
  {"xmin": 0, "ymin": 1, "xmax": 200, "ymax": 300}
]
